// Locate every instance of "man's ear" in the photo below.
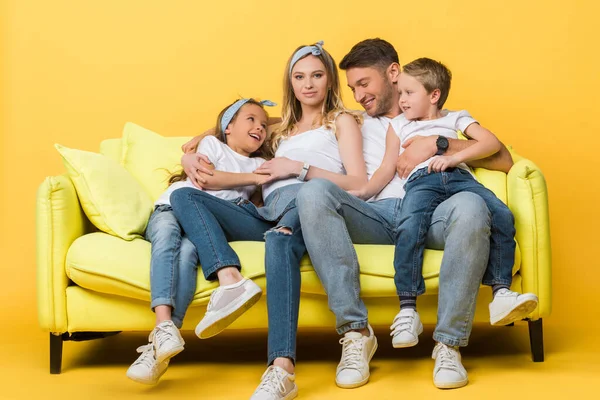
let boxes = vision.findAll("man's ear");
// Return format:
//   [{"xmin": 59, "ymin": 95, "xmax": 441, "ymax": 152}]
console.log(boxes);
[
  {"xmin": 388, "ymin": 63, "xmax": 400, "ymax": 84},
  {"xmin": 430, "ymin": 89, "xmax": 441, "ymax": 106}
]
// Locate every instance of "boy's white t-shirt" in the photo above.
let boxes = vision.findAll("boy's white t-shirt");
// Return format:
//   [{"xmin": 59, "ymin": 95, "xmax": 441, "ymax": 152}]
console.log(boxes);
[
  {"xmin": 262, "ymin": 125, "xmax": 343, "ymax": 200},
  {"xmin": 390, "ymin": 110, "xmax": 477, "ymax": 179},
  {"xmin": 155, "ymin": 135, "xmax": 265, "ymax": 206}
]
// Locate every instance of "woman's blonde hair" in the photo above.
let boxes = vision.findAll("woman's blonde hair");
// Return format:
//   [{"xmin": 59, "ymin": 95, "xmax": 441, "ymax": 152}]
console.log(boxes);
[
  {"xmin": 272, "ymin": 42, "xmax": 361, "ymax": 152},
  {"xmin": 169, "ymin": 99, "xmax": 274, "ymax": 184}
]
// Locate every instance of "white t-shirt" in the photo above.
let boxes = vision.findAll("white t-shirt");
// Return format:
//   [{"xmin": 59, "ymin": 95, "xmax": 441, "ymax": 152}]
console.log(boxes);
[
  {"xmin": 262, "ymin": 126, "xmax": 343, "ymax": 200},
  {"xmin": 155, "ymin": 135, "xmax": 265, "ymax": 206},
  {"xmin": 390, "ymin": 110, "xmax": 477, "ymax": 179},
  {"xmin": 361, "ymin": 112, "xmax": 407, "ymax": 201}
]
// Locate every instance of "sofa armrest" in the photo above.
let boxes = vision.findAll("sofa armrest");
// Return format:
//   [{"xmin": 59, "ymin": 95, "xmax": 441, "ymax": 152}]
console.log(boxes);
[
  {"xmin": 507, "ymin": 159, "xmax": 552, "ymax": 319},
  {"xmin": 36, "ymin": 175, "xmax": 92, "ymax": 332}
]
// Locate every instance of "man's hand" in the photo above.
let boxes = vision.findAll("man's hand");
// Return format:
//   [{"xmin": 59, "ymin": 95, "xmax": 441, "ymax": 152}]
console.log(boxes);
[
  {"xmin": 397, "ymin": 136, "xmax": 437, "ymax": 179},
  {"xmin": 428, "ymin": 155, "xmax": 461, "ymax": 173},
  {"xmin": 181, "ymin": 135, "xmax": 203, "ymax": 153},
  {"xmin": 253, "ymin": 157, "xmax": 302, "ymax": 182},
  {"xmin": 182, "ymin": 153, "xmax": 214, "ymax": 188}
]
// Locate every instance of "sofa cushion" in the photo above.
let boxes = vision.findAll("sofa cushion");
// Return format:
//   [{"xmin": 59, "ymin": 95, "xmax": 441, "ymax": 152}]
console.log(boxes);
[
  {"xmin": 55, "ymin": 144, "xmax": 154, "ymax": 240},
  {"xmin": 65, "ymin": 232, "xmax": 521, "ymax": 302},
  {"xmin": 121, "ymin": 123, "xmax": 191, "ymax": 201}
]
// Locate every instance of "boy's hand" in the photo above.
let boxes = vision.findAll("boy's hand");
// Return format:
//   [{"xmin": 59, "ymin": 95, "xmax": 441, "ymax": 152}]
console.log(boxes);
[{"xmin": 428, "ymin": 155, "xmax": 461, "ymax": 173}]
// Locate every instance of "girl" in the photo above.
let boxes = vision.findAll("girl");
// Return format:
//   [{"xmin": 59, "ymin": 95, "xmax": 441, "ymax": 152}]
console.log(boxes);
[
  {"xmin": 127, "ymin": 98, "xmax": 276, "ymax": 385},
  {"xmin": 180, "ymin": 41, "xmax": 368, "ymax": 400}
]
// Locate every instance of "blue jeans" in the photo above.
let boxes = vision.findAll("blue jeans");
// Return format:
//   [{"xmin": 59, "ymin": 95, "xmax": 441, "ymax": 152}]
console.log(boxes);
[
  {"xmin": 297, "ymin": 178, "xmax": 491, "ymax": 347},
  {"xmin": 396, "ymin": 167, "xmax": 515, "ymax": 296},
  {"xmin": 169, "ymin": 188, "xmax": 273, "ymax": 281},
  {"xmin": 146, "ymin": 205, "xmax": 199, "ymax": 328}
]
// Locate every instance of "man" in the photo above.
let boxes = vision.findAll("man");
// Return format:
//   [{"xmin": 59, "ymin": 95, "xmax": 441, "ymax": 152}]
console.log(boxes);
[{"xmin": 294, "ymin": 38, "xmax": 514, "ymax": 390}]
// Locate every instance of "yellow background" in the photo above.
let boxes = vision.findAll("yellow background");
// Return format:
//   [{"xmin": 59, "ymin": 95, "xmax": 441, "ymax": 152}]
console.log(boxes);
[{"xmin": 1, "ymin": 0, "xmax": 599, "ymax": 398}]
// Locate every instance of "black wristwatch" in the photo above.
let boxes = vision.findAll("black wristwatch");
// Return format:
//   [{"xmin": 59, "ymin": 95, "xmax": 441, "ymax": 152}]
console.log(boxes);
[{"xmin": 435, "ymin": 136, "xmax": 449, "ymax": 155}]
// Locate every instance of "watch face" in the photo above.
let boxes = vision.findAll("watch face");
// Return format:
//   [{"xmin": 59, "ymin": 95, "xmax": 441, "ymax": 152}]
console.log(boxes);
[{"xmin": 437, "ymin": 136, "xmax": 449, "ymax": 150}]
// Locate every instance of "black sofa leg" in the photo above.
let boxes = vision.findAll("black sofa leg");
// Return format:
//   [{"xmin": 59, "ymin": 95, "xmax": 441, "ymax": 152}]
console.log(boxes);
[
  {"xmin": 50, "ymin": 333, "xmax": 64, "ymax": 374},
  {"xmin": 528, "ymin": 318, "xmax": 544, "ymax": 362},
  {"xmin": 506, "ymin": 322, "xmax": 515, "ymax": 327}
]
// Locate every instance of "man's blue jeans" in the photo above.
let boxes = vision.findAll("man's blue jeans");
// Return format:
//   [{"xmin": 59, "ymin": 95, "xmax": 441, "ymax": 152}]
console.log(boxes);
[
  {"xmin": 296, "ymin": 178, "xmax": 491, "ymax": 347},
  {"xmin": 169, "ymin": 188, "xmax": 273, "ymax": 281},
  {"xmin": 396, "ymin": 167, "xmax": 515, "ymax": 296},
  {"xmin": 146, "ymin": 204, "xmax": 199, "ymax": 328}
]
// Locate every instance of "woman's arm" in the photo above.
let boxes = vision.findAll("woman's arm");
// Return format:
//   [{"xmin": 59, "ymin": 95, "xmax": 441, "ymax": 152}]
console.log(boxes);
[
  {"xmin": 428, "ymin": 124, "xmax": 502, "ymax": 172},
  {"xmin": 350, "ymin": 125, "xmax": 399, "ymax": 200},
  {"xmin": 197, "ymin": 170, "xmax": 272, "ymax": 191}
]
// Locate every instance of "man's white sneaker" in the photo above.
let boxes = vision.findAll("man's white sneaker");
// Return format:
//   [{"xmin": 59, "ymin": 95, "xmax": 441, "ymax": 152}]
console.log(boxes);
[
  {"xmin": 152, "ymin": 320, "xmax": 185, "ymax": 363},
  {"xmin": 432, "ymin": 342, "xmax": 468, "ymax": 389},
  {"xmin": 196, "ymin": 278, "xmax": 262, "ymax": 339},
  {"xmin": 250, "ymin": 366, "xmax": 298, "ymax": 400},
  {"xmin": 126, "ymin": 344, "xmax": 169, "ymax": 385},
  {"xmin": 489, "ymin": 289, "xmax": 538, "ymax": 326},
  {"xmin": 390, "ymin": 308, "xmax": 423, "ymax": 348},
  {"xmin": 335, "ymin": 325, "xmax": 378, "ymax": 389}
]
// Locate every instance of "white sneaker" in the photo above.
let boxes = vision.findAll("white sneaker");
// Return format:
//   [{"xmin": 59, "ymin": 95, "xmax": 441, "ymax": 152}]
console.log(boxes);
[
  {"xmin": 489, "ymin": 289, "xmax": 539, "ymax": 326},
  {"xmin": 126, "ymin": 344, "xmax": 169, "ymax": 385},
  {"xmin": 152, "ymin": 320, "xmax": 185, "ymax": 363},
  {"xmin": 335, "ymin": 325, "xmax": 378, "ymax": 389},
  {"xmin": 390, "ymin": 308, "xmax": 423, "ymax": 348},
  {"xmin": 196, "ymin": 278, "xmax": 262, "ymax": 339},
  {"xmin": 250, "ymin": 366, "xmax": 298, "ymax": 400},
  {"xmin": 432, "ymin": 342, "xmax": 468, "ymax": 389}
]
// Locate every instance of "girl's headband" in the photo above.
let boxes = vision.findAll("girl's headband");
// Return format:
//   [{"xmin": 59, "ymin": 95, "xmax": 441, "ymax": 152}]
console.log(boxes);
[
  {"xmin": 220, "ymin": 99, "xmax": 277, "ymax": 137},
  {"xmin": 289, "ymin": 41, "xmax": 325, "ymax": 74}
]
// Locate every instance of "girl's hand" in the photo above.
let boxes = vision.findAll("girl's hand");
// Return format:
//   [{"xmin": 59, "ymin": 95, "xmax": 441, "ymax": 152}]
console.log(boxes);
[
  {"xmin": 428, "ymin": 155, "xmax": 461, "ymax": 173},
  {"xmin": 254, "ymin": 157, "xmax": 303, "ymax": 182},
  {"xmin": 254, "ymin": 172, "xmax": 276, "ymax": 186},
  {"xmin": 182, "ymin": 153, "xmax": 214, "ymax": 188}
]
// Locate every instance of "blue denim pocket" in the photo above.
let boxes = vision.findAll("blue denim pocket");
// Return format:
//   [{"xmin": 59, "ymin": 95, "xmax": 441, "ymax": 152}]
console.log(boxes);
[{"xmin": 404, "ymin": 167, "xmax": 430, "ymax": 190}]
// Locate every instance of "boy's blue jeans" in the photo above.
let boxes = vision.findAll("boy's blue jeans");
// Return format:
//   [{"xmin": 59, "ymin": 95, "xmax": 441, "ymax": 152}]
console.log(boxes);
[
  {"xmin": 146, "ymin": 204, "xmax": 199, "ymax": 329},
  {"xmin": 395, "ymin": 167, "xmax": 516, "ymax": 297}
]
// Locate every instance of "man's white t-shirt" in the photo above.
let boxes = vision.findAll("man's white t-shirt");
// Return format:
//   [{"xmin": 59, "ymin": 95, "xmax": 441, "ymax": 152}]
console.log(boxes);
[
  {"xmin": 390, "ymin": 110, "xmax": 477, "ymax": 179},
  {"xmin": 155, "ymin": 135, "xmax": 265, "ymax": 206},
  {"xmin": 361, "ymin": 112, "xmax": 407, "ymax": 201},
  {"xmin": 262, "ymin": 125, "xmax": 343, "ymax": 200}
]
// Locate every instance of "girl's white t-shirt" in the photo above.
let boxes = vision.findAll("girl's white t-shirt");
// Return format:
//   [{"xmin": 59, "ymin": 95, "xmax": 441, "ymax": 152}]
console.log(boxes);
[
  {"xmin": 262, "ymin": 125, "xmax": 344, "ymax": 200},
  {"xmin": 155, "ymin": 136, "xmax": 265, "ymax": 206}
]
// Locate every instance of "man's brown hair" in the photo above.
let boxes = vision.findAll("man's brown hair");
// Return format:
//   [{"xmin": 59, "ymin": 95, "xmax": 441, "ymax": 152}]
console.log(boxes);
[
  {"xmin": 339, "ymin": 38, "xmax": 399, "ymax": 73},
  {"xmin": 402, "ymin": 58, "xmax": 452, "ymax": 109}
]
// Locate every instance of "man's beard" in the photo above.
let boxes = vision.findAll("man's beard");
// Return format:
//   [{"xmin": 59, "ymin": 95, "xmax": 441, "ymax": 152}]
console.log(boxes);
[{"xmin": 370, "ymin": 76, "xmax": 395, "ymax": 117}]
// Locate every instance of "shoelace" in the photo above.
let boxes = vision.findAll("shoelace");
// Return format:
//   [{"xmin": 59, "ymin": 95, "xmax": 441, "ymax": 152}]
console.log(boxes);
[
  {"xmin": 133, "ymin": 344, "xmax": 157, "ymax": 369},
  {"xmin": 206, "ymin": 288, "xmax": 223, "ymax": 312},
  {"xmin": 338, "ymin": 336, "xmax": 364, "ymax": 369},
  {"xmin": 434, "ymin": 345, "xmax": 460, "ymax": 373},
  {"xmin": 256, "ymin": 366, "xmax": 288, "ymax": 395},
  {"xmin": 390, "ymin": 312, "xmax": 415, "ymax": 337},
  {"xmin": 151, "ymin": 323, "xmax": 174, "ymax": 349}
]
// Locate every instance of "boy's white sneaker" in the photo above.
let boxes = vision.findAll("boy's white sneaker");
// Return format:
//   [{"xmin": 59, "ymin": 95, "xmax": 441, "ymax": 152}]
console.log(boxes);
[
  {"xmin": 126, "ymin": 344, "xmax": 169, "ymax": 385},
  {"xmin": 152, "ymin": 320, "xmax": 185, "ymax": 363},
  {"xmin": 390, "ymin": 308, "xmax": 423, "ymax": 348},
  {"xmin": 335, "ymin": 325, "xmax": 378, "ymax": 389},
  {"xmin": 489, "ymin": 289, "xmax": 538, "ymax": 326},
  {"xmin": 250, "ymin": 366, "xmax": 298, "ymax": 400},
  {"xmin": 196, "ymin": 278, "xmax": 262, "ymax": 339},
  {"xmin": 432, "ymin": 342, "xmax": 468, "ymax": 389}
]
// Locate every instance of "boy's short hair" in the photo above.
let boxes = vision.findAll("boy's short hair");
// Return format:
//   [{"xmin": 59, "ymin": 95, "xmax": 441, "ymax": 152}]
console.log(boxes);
[
  {"xmin": 403, "ymin": 58, "xmax": 452, "ymax": 109},
  {"xmin": 339, "ymin": 38, "xmax": 399, "ymax": 73}
]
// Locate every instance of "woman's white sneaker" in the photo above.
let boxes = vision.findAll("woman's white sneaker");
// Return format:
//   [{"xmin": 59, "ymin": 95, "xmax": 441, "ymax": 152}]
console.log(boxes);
[
  {"xmin": 152, "ymin": 320, "xmax": 185, "ymax": 363},
  {"xmin": 432, "ymin": 342, "xmax": 468, "ymax": 389},
  {"xmin": 126, "ymin": 344, "xmax": 169, "ymax": 385},
  {"xmin": 195, "ymin": 278, "xmax": 262, "ymax": 339},
  {"xmin": 250, "ymin": 366, "xmax": 298, "ymax": 400},
  {"xmin": 335, "ymin": 325, "xmax": 378, "ymax": 388},
  {"xmin": 489, "ymin": 289, "xmax": 539, "ymax": 326},
  {"xmin": 390, "ymin": 308, "xmax": 423, "ymax": 348}
]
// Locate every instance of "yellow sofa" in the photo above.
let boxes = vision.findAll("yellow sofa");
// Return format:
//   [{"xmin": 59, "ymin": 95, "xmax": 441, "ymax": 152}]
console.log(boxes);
[{"xmin": 36, "ymin": 131, "xmax": 552, "ymax": 374}]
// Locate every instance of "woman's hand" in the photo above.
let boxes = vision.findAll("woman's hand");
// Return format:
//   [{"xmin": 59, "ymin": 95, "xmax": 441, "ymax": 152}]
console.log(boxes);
[
  {"xmin": 182, "ymin": 153, "xmax": 214, "ymax": 188},
  {"xmin": 253, "ymin": 157, "xmax": 303, "ymax": 182},
  {"xmin": 181, "ymin": 135, "xmax": 203, "ymax": 153}
]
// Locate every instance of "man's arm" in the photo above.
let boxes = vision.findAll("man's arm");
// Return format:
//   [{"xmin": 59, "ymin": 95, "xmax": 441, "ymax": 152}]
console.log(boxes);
[{"xmin": 396, "ymin": 136, "xmax": 514, "ymax": 178}]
